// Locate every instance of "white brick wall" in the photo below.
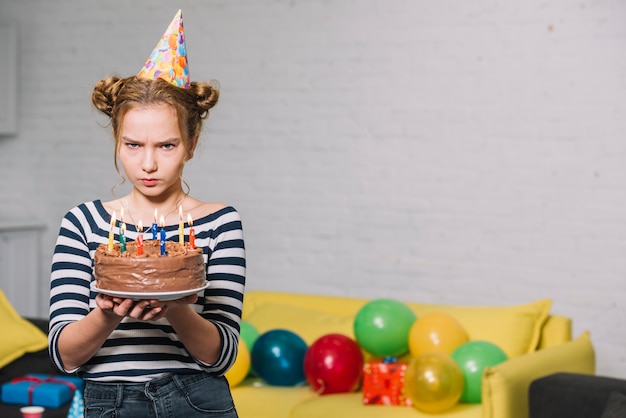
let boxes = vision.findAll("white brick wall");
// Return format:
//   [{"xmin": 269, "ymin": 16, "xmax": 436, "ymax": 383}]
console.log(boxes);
[{"xmin": 1, "ymin": 0, "xmax": 625, "ymax": 378}]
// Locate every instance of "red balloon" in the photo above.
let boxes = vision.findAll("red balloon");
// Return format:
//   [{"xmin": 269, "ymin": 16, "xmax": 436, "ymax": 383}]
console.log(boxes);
[{"xmin": 303, "ymin": 333, "xmax": 364, "ymax": 395}]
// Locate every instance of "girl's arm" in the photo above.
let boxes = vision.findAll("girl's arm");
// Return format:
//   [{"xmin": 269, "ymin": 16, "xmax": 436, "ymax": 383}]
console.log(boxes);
[
  {"xmin": 164, "ymin": 299, "xmax": 223, "ymax": 364},
  {"xmin": 49, "ymin": 204, "xmax": 166, "ymax": 372},
  {"xmin": 166, "ymin": 207, "xmax": 246, "ymax": 372},
  {"xmin": 57, "ymin": 295, "xmax": 165, "ymax": 371}
]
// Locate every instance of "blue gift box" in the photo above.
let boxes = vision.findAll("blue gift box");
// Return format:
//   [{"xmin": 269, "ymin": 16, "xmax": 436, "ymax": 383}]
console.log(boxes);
[{"xmin": 1, "ymin": 374, "xmax": 84, "ymax": 408}]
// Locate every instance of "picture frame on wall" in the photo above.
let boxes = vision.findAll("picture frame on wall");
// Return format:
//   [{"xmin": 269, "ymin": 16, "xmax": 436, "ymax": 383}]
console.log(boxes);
[{"xmin": 0, "ymin": 23, "xmax": 18, "ymax": 136}]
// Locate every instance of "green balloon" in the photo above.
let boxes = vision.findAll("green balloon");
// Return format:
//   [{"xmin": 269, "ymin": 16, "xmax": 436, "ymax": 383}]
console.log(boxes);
[
  {"xmin": 353, "ymin": 298, "xmax": 417, "ymax": 357},
  {"xmin": 451, "ymin": 340, "xmax": 508, "ymax": 403},
  {"xmin": 240, "ymin": 321, "xmax": 260, "ymax": 351}
]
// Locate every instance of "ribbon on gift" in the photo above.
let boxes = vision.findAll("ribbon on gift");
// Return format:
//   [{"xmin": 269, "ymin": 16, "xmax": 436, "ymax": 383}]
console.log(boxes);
[{"xmin": 10, "ymin": 376, "xmax": 77, "ymax": 405}]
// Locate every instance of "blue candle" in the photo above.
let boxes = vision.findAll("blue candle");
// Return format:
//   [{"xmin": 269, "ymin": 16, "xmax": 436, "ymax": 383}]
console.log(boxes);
[
  {"xmin": 151, "ymin": 209, "xmax": 158, "ymax": 240},
  {"xmin": 159, "ymin": 215, "xmax": 166, "ymax": 256}
]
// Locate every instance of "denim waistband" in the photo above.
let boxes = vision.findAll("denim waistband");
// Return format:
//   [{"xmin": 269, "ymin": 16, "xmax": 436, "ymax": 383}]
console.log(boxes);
[{"xmin": 84, "ymin": 372, "xmax": 209, "ymax": 403}]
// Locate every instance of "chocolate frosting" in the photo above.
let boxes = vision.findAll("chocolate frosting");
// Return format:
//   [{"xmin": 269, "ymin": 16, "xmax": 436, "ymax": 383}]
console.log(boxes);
[{"xmin": 94, "ymin": 240, "xmax": 205, "ymax": 292}]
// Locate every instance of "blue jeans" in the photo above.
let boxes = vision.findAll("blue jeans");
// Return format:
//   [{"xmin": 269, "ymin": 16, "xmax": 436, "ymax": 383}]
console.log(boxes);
[{"xmin": 84, "ymin": 373, "xmax": 238, "ymax": 418}]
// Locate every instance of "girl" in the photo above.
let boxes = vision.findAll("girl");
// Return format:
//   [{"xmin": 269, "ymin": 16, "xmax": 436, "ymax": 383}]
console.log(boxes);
[{"xmin": 48, "ymin": 74, "xmax": 245, "ymax": 417}]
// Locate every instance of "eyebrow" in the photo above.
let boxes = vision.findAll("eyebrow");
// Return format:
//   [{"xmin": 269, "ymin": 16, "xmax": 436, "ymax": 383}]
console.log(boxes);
[{"xmin": 121, "ymin": 136, "xmax": 181, "ymax": 145}]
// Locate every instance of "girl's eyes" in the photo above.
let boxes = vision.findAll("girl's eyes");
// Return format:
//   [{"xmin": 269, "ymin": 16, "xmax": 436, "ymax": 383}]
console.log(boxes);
[{"xmin": 124, "ymin": 143, "xmax": 176, "ymax": 150}]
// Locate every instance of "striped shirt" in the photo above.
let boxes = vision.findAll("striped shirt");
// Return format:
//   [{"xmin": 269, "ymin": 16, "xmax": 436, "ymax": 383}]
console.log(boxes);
[{"xmin": 49, "ymin": 200, "xmax": 246, "ymax": 382}]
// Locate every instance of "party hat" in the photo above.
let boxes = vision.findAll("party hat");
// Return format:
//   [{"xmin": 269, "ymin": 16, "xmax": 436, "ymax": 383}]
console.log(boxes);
[
  {"xmin": 138, "ymin": 9, "xmax": 190, "ymax": 88},
  {"xmin": 66, "ymin": 389, "xmax": 84, "ymax": 418}
]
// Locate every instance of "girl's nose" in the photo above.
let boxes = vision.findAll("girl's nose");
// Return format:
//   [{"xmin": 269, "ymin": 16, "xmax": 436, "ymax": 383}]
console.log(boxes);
[{"xmin": 142, "ymin": 150, "xmax": 157, "ymax": 173}]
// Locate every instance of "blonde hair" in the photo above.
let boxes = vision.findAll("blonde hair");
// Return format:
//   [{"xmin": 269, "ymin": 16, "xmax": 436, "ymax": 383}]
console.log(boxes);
[{"xmin": 91, "ymin": 76, "xmax": 219, "ymax": 178}]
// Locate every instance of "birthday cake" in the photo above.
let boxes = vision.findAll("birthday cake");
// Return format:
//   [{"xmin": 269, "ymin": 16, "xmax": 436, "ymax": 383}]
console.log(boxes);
[{"xmin": 94, "ymin": 240, "xmax": 205, "ymax": 292}]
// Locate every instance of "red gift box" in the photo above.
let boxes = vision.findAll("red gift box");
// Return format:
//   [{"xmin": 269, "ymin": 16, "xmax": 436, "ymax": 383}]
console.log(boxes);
[{"xmin": 362, "ymin": 360, "xmax": 413, "ymax": 407}]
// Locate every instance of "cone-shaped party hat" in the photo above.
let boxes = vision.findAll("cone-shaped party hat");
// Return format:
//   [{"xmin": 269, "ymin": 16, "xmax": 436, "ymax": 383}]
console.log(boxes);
[
  {"xmin": 66, "ymin": 389, "xmax": 84, "ymax": 418},
  {"xmin": 138, "ymin": 9, "xmax": 190, "ymax": 88}
]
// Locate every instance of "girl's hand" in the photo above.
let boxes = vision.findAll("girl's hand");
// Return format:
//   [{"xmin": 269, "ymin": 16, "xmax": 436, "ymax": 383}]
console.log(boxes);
[
  {"xmin": 165, "ymin": 293, "xmax": 199, "ymax": 307},
  {"xmin": 95, "ymin": 294, "xmax": 167, "ymax": 321},
  {"xmin": 161, "ymin": 294, "xmax": 199, "ymax": 318},
  {"xmin": 95, "ymin": 293, "xmax": 131, "ymax": 317},
  {"xmin": 133, "ymin": 294, "xmax": 198, "ymax": 319}
]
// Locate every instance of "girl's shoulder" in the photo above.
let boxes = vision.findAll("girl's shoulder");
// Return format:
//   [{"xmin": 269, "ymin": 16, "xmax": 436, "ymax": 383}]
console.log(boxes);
[
  {"xmin": 196, "ymin": 201, "xmax": 228, "ymax": 216},
  {"xmin": 65, "ymin": 199, "xmax": 110, "ymax": 221},
  {"xmin": 190, "ymin": 200, "xmax": 241, "ymax": 226},
  {"xmin": 186, "ymin": 197, "xmax": 225, "ymax": 217}
]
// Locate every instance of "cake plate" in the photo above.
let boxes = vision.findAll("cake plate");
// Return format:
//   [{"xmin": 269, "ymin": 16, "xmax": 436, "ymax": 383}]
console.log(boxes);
[{"xmin": 90, "ymin": 280, "xmax": 210, "ymax": 301}]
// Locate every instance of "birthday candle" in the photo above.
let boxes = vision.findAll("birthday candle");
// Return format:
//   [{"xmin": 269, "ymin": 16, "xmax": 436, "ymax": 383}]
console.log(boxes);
[
  {"xmin": 178, "ymin": 206, "xmax": 184, "ymax": 245},
  {"xmin": 151, "ymin": 209, "xmax": 158, "ymax": 240},
  {"xmin": 187, "ymin": 214, "xmax": 195, "ymax": 250},
  {"xmin": 159, "ymin": 215, "xmax": 166, "ymax": 256},
  {"xmin": 137, "ymin": 220, "xmax": 144, "ymax": 256},
  {"xmin": 108, "ymin": 212, "xmax": 116, "ymax": 252},
  {"xmin": 119, "ymin": 223, "xmax": 127, "ymax": 253}
]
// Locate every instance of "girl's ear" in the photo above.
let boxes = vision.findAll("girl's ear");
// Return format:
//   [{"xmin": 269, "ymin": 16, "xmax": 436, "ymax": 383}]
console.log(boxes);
[{"xmin": 187, "ymin": 134, "xmax": 200, "ymax": 161}]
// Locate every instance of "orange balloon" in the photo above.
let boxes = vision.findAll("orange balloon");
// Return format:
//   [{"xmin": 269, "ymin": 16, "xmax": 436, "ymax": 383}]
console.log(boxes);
[
  {"xmin": 404, "ymin": 352, "xmax": 464, "ymax": 413},
  {"xmin": 409, "ymin": 312, "xmax": 469, "ymax": 357},
  {"xmin": 225, "ymin": 340, "xmax": 251, "ymax": 388}
]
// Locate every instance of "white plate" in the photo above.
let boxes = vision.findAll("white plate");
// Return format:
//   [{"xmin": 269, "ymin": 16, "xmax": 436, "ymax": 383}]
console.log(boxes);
[{"xmin": 90, "ymin": 281, "xmax": 210, "ymax": 301}]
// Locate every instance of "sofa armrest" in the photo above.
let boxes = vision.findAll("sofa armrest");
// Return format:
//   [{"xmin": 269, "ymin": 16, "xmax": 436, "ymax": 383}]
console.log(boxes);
[{"xmin": 481, "ymin": 332, "xmax": 594, "ymax": 418}]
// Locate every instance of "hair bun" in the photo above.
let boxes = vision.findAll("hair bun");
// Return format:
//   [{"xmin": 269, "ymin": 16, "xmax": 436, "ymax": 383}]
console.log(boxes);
[
  {"xmin": 92, "ymin": 76, "xmax": 125, "ymax": 117},
  {"xmin": 191, "ymin": 80, "xmax": 220, "ymax": 119}
]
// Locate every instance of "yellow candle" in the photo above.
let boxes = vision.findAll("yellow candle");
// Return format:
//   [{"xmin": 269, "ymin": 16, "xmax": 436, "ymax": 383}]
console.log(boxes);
[
  {"xmin": 108, "ymin": 212, "xmax": 116, "ymax": 252},
  {"xmin": 178, "ymin": 205, "xmax": 184, "ymax": 245}
]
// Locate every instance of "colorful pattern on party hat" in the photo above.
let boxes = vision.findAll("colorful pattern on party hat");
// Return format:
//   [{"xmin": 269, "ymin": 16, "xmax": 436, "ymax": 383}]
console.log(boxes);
[{"xmin": 138, "ymin": 9, "xmax": 190, "ymax": 88}]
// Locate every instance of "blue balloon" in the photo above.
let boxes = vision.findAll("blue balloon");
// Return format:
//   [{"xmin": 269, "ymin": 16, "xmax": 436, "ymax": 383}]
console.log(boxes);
[{"xmin": 251, "ymin": 329, "xmax": 308, "ymax": 386}]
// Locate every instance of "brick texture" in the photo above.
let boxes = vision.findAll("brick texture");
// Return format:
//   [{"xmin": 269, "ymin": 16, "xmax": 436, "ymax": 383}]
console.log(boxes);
[{"xmin": 0, "ymin": 1, "xmax": 625, "ymax": 377}]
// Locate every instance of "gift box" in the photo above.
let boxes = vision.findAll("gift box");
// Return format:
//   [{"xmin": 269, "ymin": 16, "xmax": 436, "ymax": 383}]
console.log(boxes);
[
  {"xmin": 1, "ymin": 374, "xmax": 84, "ymax": 408},
  {"xmin": 362, "ymin": 360, "xmax": 413, "ymax": 407}
]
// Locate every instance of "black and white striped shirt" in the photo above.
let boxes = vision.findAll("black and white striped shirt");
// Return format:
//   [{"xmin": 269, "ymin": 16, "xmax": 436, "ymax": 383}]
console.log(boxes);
[{"xmin": 49, "ymin": 200, "xmax": 246, "ymax": 382}]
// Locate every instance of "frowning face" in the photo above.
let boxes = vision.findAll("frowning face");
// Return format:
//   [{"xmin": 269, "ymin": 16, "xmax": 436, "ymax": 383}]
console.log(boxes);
[{"xmin": 117, "ymin": 103, "xmax": 188, "ymax": 199}]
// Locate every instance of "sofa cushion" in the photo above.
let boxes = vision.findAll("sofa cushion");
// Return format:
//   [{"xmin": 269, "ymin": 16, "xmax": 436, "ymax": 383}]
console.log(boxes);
[
  {"xmin": 244, "ymin": 303, "xmax": 355, "ymax": 345},
  {"xmin": 289, "ymin": 392, "xmax": 481, "ymax": 418},
  {"xmin": 243, "ymin": 292, "xmax": 551, "ymax": 358},
  {"xmin": 231, "ymin": 380, "xmax": 318, "ymax": 418},
  {"xmin": 537, "ymin": 315, "xmax": 572, "ymax": 349},
  {"xmin": 0, "ymin": 289, "xmax": 48, "ymax": 369},
  {"xmin": 406, "ymin": 299, "xmax": 552, "ymax": 357}
]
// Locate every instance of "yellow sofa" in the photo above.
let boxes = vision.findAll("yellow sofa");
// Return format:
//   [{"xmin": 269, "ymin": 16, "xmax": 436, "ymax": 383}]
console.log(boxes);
[{"xmin": 231, "ymin": 291, "xmax": 595, "ymax": 418}]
